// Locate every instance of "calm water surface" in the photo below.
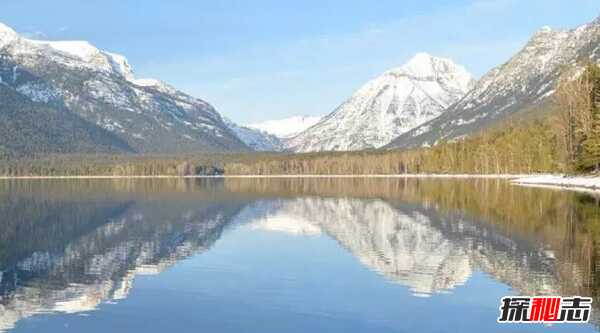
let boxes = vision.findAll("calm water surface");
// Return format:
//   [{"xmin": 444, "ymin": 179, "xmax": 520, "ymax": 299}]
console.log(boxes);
[{"xmin": 0, "ymin": 178, "xmax": 599, "ymax": 332}]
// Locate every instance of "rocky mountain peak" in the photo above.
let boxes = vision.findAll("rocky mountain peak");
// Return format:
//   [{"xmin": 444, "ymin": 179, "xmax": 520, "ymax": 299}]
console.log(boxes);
[
  {"xmin": 385, "ymin": 53, "xmax": 475, "ymax": 98},
  {"xmin": 394, "ymin": 53, "xmax": 454, "ymax": 77},
  {"xmin": 287, "ymin": 53, "xmax": 474, "ymax": 152}
]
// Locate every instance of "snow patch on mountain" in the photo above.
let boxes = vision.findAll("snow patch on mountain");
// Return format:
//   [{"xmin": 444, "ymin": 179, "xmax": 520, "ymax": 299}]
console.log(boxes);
[
  {"xmin": 131, "ymin": 78, "xmax": 162, "ymax": 87},
  {"xmin": 16, "ymin": 81, "xmax": 62, "ymax": 103},
  {"xmin": 31, "ymin": 40, "xmax": 100, "ymax": 61},
  {"xmin": 30, "ymin": 40, "xmax": 159, "ymax": 87},
  {"xmin": 247, "ymin": 115, "xmax": 322, "ymax": 139}
]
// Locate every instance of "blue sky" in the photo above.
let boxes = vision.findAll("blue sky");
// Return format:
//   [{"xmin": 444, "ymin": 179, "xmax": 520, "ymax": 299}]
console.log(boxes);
[{"xmin": 2, "ymin": 0, "xmax": 599, "ymax": 123}]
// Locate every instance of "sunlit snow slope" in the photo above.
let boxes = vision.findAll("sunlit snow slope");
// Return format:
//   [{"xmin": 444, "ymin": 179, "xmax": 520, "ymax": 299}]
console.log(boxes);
[{"xmin": 287, "ymin": 53, "xmax": 474, "ymax": 152}]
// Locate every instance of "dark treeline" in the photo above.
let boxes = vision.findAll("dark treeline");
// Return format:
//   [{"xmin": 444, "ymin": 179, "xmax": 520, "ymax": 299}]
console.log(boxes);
[{"xmin": 0, "ymin": 154, "xmax": 230, "ymax": 177}]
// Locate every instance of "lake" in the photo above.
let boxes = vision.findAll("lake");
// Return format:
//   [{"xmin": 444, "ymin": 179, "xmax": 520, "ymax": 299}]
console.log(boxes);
[{"xmin": 0, "ymin": 177, "xmax": 598, "ymax": 332}]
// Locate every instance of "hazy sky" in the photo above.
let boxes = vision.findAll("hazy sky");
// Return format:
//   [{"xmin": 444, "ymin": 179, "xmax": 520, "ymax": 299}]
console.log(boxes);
[{"xmin": 2, "ymin": 0, "xmax": 599, "ymax": 123}]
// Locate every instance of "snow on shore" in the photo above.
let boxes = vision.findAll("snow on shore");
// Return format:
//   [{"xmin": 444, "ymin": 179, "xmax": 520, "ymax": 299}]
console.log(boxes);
[{"xmin": 512, "ymin": 175, "xmax": 600, "ymax": 192}]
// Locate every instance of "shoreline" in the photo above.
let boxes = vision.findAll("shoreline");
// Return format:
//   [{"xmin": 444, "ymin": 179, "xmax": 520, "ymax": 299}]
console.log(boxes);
[
  {"xmin": 1, "ymin": 173, "xmax": 599, "ymax": 193},
  {"xmin": 0, "ymin": 174, "xmax": 533, "ymax": 180}
]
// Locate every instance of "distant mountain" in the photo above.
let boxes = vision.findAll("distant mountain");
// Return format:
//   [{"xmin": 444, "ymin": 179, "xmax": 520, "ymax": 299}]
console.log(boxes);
[
  {"xmin": 0, "ymin": 23, "xmax": 249, "ymax": 155},
  {"xmin": 224, "ymin": 118, "xmax": 286, "ymax": 151},
  {"xmin": 287, "ymin": 53, "xmax": 474, "ymax": 152},
  {"xmin": 386, "ymin": 17, "xmax": 600, "ymax": 149},
  {"xmin": 247, "ymin": 115, "xmax": 322, "ymax": 139}
]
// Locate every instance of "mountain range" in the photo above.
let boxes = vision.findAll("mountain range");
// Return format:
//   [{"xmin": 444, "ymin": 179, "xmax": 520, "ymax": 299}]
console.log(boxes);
[
  {"xmin": 288, "ymin": 15, "xmax": 600, "ymax": 152},
  {"xmin": 2, "ymin": 14, "xmax": 600, "ymax": 156},
  {"xmin": 285, "ymin": 16, "xmax": 600, "ymax": 152}
]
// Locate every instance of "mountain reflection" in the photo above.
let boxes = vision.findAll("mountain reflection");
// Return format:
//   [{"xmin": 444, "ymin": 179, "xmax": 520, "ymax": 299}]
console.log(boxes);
[
  {"xmin": 246, "ymin": 198, "xmax": 473, "ymax": 296},
  {"xmin": 0, "ymin": 178, "xmax": 599, "ymax": 331},
  {"xmin": 227, "ymin": 178, "xmax": 600, "ymax": 320},
  {"xmin": 0, "ymin": 179, "xmax": 247, "ymax": 332},
  {"xmin": 245, "ymin": 197, "xmax": 561, "ymax": 297}
]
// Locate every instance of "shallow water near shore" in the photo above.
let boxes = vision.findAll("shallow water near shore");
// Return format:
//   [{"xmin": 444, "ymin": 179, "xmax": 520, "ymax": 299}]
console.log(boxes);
[{"xmin": 0, "ymin": 177, "xmax": 599, "ymax": 332}]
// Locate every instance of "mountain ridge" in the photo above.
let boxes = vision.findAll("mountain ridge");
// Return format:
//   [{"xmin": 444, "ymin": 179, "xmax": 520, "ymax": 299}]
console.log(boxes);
[{"xmin": 0, "ymin": 22, "xmax": 250, "ymax": 155}]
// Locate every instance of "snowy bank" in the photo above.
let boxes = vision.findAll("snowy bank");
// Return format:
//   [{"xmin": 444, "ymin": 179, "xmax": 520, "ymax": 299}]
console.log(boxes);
[{"xmin": 512, "ymin": 175, "xmax": 600, "ymax": 192}]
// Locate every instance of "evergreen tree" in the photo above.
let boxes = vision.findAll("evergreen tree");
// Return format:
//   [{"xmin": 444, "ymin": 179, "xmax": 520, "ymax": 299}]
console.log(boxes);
[
  {"xmin": 580, "ymin": 111, "xmax": 600, "ymax": 171},
  {"xmin": 577, "ymin": 64, "xmax": 600, "ymax": 171}
]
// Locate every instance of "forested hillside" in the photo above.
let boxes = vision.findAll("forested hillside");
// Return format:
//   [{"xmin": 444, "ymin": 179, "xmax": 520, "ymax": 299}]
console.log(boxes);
[{"xmin": 0, "ymin": 84, "xmax": 133, "ymax": 158}]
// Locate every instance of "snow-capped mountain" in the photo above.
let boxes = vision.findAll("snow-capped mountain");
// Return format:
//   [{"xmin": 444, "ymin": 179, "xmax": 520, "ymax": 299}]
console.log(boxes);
[
  {"xmin": 387, "ymin": 17, "xmax": 600, "ymax": 149},
  {"xmin": 247, "ymin": 115, "xmax": 322, "ymax": 139},
  {"xmin": 287, "ymin": 53, "xmax": 475, "ymax": 152},
  {"xmin": 224, "ymin": 118, "xmax": 286, "ymax": 151},
  {"xmin": 0, "ymin": 22, "xmax": 248, "ymax": 154}
]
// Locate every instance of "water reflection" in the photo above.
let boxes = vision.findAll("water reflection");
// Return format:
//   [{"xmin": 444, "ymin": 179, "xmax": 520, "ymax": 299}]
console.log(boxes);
[
  {"xmin": 245, "ymin": 196, "xmax": 565, "ymax": 297},
  {"xmin": 245, "ymin": 198, "xmax": 473, "ymax": 296},
  {"xmin": 229, "ymin": 178, "xmax": 600, "ymax": 297},
  {"xmin": 0, "ymin": 179, "xmax": 247, "ymax": 331},
  {"xmin": 0, "ymin": 178, "xmax": 599, "ymax": 332}
]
